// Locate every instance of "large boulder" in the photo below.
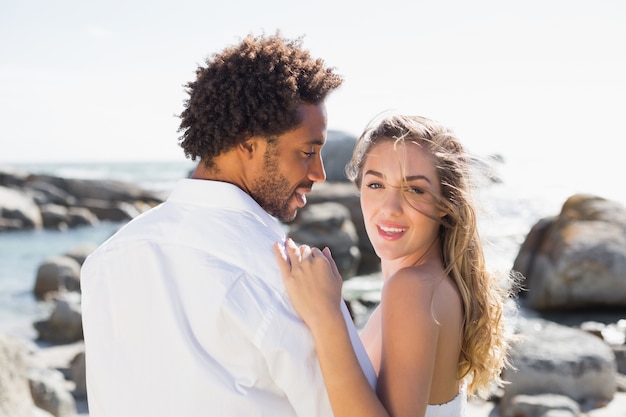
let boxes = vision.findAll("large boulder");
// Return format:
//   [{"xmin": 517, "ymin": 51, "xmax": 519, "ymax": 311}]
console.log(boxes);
[
  {"xmin": 289, "ymin": 201, "xmax": 361, "ymax": 279},
  {"xmin": 307, "ymin": 182, "xmax": 380, "ymax": 275},
  {"xmin": 501, "ymin": 317, "xmax": 617, "ymax": 412},
  {"xmin": 321, "ymin": 130, "xmax": 357, "ymax": 183},
  {"xmin": 513, "ymin": 194, "xmax": 626, "ymax": 310}
]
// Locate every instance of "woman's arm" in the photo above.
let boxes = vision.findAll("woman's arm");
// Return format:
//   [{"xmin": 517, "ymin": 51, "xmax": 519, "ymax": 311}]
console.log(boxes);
[
  {"xmin": 274, "ymin": 240, "xmax": 444, "ymax": 417},
  {"xmin": 274, "ymin": 239, "xmax": 389, "ymax": 417},
  {"xmin": 376, "ymin": 269, "xmax": 441, "ymax": 417}
]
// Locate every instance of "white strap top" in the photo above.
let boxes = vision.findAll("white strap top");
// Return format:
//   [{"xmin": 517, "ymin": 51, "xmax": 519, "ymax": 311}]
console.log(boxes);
[{"xmin": 424, "ymin": 381, "xmax": 467, "ymax": 417}]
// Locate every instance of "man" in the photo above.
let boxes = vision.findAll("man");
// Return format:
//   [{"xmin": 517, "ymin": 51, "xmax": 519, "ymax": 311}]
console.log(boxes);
[{"xmin": 81, "ymin": 32, "xmax": 376, "ymax": 416}]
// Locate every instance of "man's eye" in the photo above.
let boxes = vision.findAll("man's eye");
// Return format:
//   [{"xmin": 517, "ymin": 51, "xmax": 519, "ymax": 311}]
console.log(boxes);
[{"xmin": 303, "ymin": 151, "xmax": 316, "ymax": 157}]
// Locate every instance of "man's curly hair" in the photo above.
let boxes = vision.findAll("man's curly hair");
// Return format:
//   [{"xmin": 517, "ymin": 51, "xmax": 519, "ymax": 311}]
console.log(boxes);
[{"xmin": 177, "ymin": 32, "xmax": 344, "ymax": 165}]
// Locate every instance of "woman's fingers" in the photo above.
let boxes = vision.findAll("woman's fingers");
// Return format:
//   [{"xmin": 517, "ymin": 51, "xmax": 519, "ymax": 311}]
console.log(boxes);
[
  {"xmin": 273, "ymin": 242, "xmax": 291, "ymax": 277},
  {"xmin": 299, "ymin": 243, "xmax": 312, "ymax": 259},
  {"xmin": 322, "ymin": 247, "xmax": 343, "ymax": 283},
  {"xmin": 275, "ymin": 239, "xmax": 315, "ymax": 273},
  {"xmin": 275, "ymin": 239, "xmax": 331, "ymax": 279}
]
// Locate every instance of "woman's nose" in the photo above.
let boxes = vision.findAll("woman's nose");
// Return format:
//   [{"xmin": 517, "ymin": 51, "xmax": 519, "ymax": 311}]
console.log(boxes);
[{"xmin": 381, "ymin": 188, "xmax": 403, "ymax": 215}]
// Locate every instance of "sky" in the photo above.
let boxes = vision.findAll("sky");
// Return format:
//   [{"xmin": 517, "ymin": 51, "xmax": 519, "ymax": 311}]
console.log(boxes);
[{"xmin": 1, "ymin": 0, "xmax": 625, "ymax": 167}]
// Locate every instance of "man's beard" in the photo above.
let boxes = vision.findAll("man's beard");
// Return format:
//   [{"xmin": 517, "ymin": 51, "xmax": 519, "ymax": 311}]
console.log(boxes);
[{"xmin": 250, "ymin": 149, "xmax": 309, "ymax": 223}]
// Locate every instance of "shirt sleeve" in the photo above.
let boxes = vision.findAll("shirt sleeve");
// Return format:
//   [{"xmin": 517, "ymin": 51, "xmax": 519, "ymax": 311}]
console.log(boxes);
[
  {"xmin": 157, "ymin": 242, "xmax": 336, "ymax": 417},
  {"xmin": 222, "ymin": 272, "xmax": 335, "ymax": 417}
]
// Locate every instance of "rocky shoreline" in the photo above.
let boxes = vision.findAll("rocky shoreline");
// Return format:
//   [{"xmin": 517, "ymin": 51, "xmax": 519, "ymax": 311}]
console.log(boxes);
[
  {"xmin": 3, "ymin": 190, "xmax": 626, "ymax": 416},
  {"xmin": 3, "ymin": 137, "xmax": 626, "ymax": 416},
  {"xmin": 3, "ymin": 296, "xmax": 626, "ymax": 417}
]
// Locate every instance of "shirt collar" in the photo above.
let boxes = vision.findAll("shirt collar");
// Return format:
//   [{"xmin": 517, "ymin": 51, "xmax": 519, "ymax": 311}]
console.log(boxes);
[{"xmin": 167, "ymin": 178, "xmax": 285, "ymax": 235}]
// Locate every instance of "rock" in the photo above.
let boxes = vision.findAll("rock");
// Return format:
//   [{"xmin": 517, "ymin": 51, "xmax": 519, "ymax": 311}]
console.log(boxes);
[
  {"xmin": 75, "ymin": 198, "xmax": 139, "ymax": 222},
  {"xmin": 0, "ymin": 185, "xmax": 43, "ymax": 230},
  {"xmin": 513, "ymin": 194, "xmax": 626, "ymax": 310},
  {"xmin": 37, "ymin": 204, "xmax": 100, "ymax": 231},
  {"xmin": 34, "ymin": 256, "xmax": 82, "ymax": 300},
  {"xmin": 26, "ymin": 180, "xmax": 77, "ymax": 207},
  {"xmin": 613, "ymin": 344, "xmax": 626, "ymax": 375},
  {"xmin": 25, "ymin": 175, "xmax": 162, "ymax": 205},
  {"xmin": 0, "ymin": 167, "xmax": 28, "ymax": 188},
  {"xmin": 69, "ymin": 351, "xmax": 86, "ymax": 398},
  {"xmin": 40, "ymin": 204, "xmax": 70, "ymax": 231},
  {"xmin": 289, "ymin": 201, "xmax": 361, "ymax": 279},
  {"xmin": 1, "ymin": 168, "xmax": 164, "ymax": 233},
  {"xmin": 579, "ymin": 320, "xmax": 626, "ymax": 346},
  {"xmin": 66, "ymin": 207, "xmax": 99, "ymax": 228},
  {"xmin": 0, "ymin": 334, "xmax": 39, "ymax": 417},
  {"xmin": 28, "ymin": 367, "xmax": 77, "ymax": 417},
  {"xmin": 307, "ymin": 182, "xmax": 380, "ymax": 275},
  {"xmin": 34, "ymin": 295, "xmax": 83, "ymax": 344},
  {"xmin": 63, "ymin": 243, "xmax": 98, "ymax": 266},
  {"xmin": 321, "ymin": 130, "xmax": 357, "ymax": 183},
  {"xmin": 503, "ymin": 393, "xmax": 581, "ymax": 417},
  {"xmin": 501, "ymin": 318, "xmax": 617, "ymax": 411}
]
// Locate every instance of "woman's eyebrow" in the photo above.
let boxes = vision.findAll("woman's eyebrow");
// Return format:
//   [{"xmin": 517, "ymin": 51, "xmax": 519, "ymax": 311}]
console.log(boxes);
[
  {"xmin": 364, "ymin": 170, "xmax": 432, "ymax": 185},
  {"xmin": 364, "ymin": 169, "xmax": 383, "ymax": 178},
  {"xmin": 405, "ymin": 174, "xmax": 432, "ymax": 184}
]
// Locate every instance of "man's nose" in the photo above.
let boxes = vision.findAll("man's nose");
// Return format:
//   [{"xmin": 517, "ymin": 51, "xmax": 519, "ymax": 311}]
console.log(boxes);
[{"xmin": 309, "ymin": 153, "xmax": 326, "ymax": 183}]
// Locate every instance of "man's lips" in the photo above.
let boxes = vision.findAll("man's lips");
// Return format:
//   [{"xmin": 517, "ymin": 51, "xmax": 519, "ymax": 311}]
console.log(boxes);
[{"xmin": 294, "ymin": 187, "xmax": 312, "ymax": 208}]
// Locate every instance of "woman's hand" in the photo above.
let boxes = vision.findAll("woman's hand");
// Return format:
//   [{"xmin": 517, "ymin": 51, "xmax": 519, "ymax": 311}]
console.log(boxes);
[{"xmin": 273, "ymin": 239, "xmax": 344, "ymax": 330}]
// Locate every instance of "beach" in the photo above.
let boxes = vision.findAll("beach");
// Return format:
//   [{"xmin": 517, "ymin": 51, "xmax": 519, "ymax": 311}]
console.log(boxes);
[{"xmin": 2, "ymin": 158, "xmax": 626, "ymax": 416}]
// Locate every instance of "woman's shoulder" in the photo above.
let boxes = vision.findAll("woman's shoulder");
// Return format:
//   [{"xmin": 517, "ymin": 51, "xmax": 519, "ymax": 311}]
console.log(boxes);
[
  {"xmin": 381, "ymin": 265, "xmax": 443, "ymax": 315},
  {"xmin": 384, "ymin": 263, "xmax": 445, "ymax": 293},
  {"xmin": 383, "ymin": 265, "xmax": 462, "ymax": 323}
]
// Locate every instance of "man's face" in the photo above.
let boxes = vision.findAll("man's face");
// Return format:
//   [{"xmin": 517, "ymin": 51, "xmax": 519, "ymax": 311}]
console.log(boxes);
[{"xmin": 250, "ymin": 103, "xmax": 327, "ymax": 222}]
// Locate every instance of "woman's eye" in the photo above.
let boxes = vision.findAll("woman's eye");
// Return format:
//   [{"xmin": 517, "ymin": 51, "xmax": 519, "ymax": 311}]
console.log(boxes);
[
  {"xmin": 407, "ymin": 186, "xmax": 425, "ymax": 195},
  {"xmin": 303, "ymin": 151, "xmax": 316, "ymax": 158},
  {"xmin": 366, "ymin": 182, "xmax": 383, "ymax": 189}
]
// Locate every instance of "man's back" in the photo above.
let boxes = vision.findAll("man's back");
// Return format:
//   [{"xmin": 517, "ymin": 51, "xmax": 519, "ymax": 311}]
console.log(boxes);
[
  {"xmin": 82, "ymin": 180, "xmax": 328, "ymax": 417},
  {"xmin": 81, "ymin": 180, "xmax": 362, "ymax": 416}
]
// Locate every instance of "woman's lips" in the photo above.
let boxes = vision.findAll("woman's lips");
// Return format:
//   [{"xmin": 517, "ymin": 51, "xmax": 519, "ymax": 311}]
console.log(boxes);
[{"xmin": 376, "ymin": 224, "xmax": 407, "ymax": 240}]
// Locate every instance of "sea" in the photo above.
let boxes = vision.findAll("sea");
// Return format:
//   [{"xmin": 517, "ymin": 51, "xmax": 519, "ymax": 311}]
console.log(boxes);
[{"xmin": 1, "ymin": 155, "xmax": 625, "ymax": 340}]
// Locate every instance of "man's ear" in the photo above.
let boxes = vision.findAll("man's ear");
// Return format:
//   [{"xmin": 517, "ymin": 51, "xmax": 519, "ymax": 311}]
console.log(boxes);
[{"xmin": 238, "ymin": 137, "xmax": 261, "ymax": 160}]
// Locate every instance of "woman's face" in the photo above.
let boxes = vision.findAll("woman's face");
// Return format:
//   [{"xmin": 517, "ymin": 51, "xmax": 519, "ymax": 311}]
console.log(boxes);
[{"xmin": 359, "ymin": 140, "xmax": 443, "ymax": 266}]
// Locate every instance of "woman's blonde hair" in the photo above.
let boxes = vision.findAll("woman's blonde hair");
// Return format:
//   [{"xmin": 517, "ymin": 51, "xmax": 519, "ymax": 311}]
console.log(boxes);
[{"xmin": 346, "ymin": 113, "xmax": 515, "ymax": 398}]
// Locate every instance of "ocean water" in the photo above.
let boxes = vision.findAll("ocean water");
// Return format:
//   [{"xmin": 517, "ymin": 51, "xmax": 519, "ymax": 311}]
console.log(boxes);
[
  {"xmin": 0, "ymin": 160, "xmax": 195, "ymax": 338},
  {"xmin": 0, "ymin": 156, "xmax": 622, "ymax": 339}
]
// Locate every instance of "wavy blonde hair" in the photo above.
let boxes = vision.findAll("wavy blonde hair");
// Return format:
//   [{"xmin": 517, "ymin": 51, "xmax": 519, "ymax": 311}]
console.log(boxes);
[{"xmin": 346, "ymin": 113, "xmax": 516, "ymax": 398}]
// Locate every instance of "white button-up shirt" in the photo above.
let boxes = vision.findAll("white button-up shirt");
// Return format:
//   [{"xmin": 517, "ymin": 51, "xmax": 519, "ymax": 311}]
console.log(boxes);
[{"xmin": 81, "ymin": 179, "xmax": 376, "ymax": 417}]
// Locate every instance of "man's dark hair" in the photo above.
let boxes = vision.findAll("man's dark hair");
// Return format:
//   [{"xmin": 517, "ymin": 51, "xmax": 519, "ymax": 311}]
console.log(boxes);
[{"xmin": 178, "ymin": 32, "xmax": 344, "ymax": 165}]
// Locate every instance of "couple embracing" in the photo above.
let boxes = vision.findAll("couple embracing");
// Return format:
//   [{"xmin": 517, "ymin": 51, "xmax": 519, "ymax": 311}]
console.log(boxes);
[{"xmin": 81, "ymin": 32, "xmax": 515, "ymax": 417}]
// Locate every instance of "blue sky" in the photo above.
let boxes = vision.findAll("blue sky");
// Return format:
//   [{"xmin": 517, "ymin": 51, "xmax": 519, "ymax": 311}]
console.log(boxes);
[{"xmin": 1, "ymin": 0, "xmax": 625, "ymax": 164}]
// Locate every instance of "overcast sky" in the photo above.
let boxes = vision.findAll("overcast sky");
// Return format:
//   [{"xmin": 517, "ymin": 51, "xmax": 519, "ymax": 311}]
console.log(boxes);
[{"xmin": 1, "ymin": 0, "xmax": 624, "ymax": 165}]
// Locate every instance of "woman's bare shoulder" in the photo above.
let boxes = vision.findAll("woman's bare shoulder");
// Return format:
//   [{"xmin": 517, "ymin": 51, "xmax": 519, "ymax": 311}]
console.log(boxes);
[
  {"xmin": 381, "ymin": 266, "xmax": 441, "ymax": 318},
  {"xmin": 382, "ymin": 265, "xmax": 462, "ymax": 325},
  {"xmin": 384, "ymin": 263, "xmax": 445, "ymax": 294}
]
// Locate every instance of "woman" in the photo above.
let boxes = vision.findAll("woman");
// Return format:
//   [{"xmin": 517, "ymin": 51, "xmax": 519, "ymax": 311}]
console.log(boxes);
[{"xmin": 274, "ymin": 114, "xmax": 516, "ymax": 417}]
